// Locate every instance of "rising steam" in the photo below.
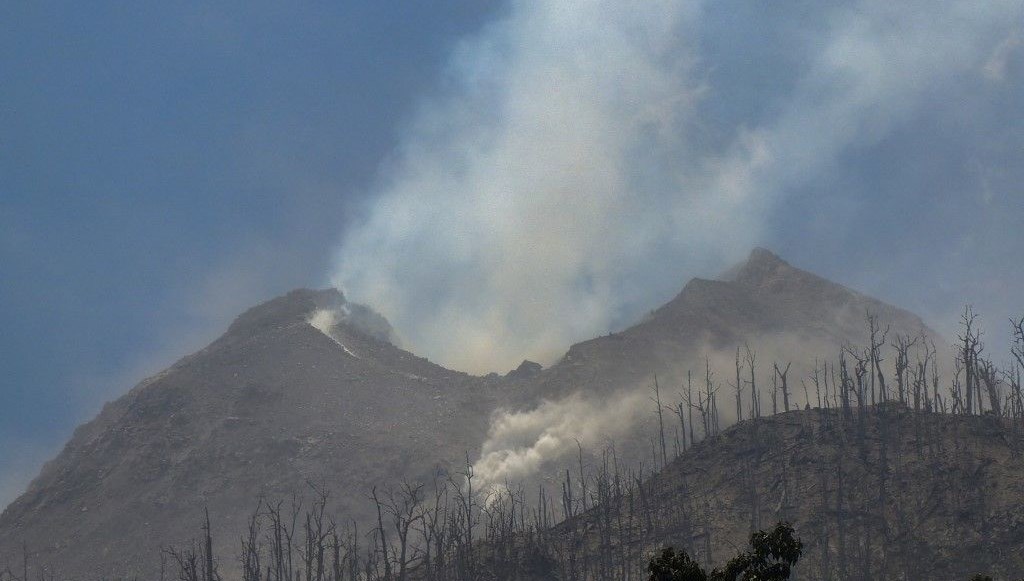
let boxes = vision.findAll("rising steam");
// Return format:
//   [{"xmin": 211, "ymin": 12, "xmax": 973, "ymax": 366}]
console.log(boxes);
[
  {"xmin": 331, "ymin": 1, "xmax": 1021, "ymax": 374},
  {"xmin": 472, "ymin": 390, "xmax": 648, "ymax": 491}
]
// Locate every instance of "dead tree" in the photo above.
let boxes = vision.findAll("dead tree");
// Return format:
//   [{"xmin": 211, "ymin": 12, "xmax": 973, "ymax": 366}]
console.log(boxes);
[
  {"xmin": 812, "ymin": 359, "xmax": 824, "ymax": 409},
  {"xmin": 686, "ymin": 371, "xmax": 696, "ymax": 446},
  {"xmin": 203, "ymin": 508, "xmax": 218, "ymax": 581},
  {"xmin": 651, "ymin": 376, "xmax": 668, "ymax": 469},
  {"xmin": 770, "ymin": 370, "xmax": 779, "ymax": 415},
  {"xmin": 774, "ymin": 362, "xmax": 792, "ymax": 412},
  {"xmin": 867, "ymin": 312, "xmax": 890, "ymax": 403},
  {"xmin": 167, "ymin": 509, "xmax": 220, "ymax": 581},
  {"xmin": 670, "ymin": 397, "xmax": 688, "ymax": 454},
  {"xmin": 734, "ymin": 347, "xmax": 744, "ymax": 423},
  {"xmin": 241, "ymin": 500, "xmax": 263, "ymax": 581},
  {"xmin": 914, "ymin": 337, "xmax": 933, "ymax": 413},
  {"xmin": 891, "ymin": 334, "xmax": 918, "ymax": 407},
  {"xmin": 703, "ymin": 356, "xmax": 721, "ymax": 437},
  {"xmin": 745, "ymin": 343, "xmax": 760, "ymax": 419},
  {"xmin": 300, "ymin": 484, "xmax": 332, "ymax": 581},
  {"xmin": 166, "ymin": 543, "xmax": 200, "ymax": 581},
  {"xmin": 264, "ymin": 496, "xmax": 301, "ymax": 581},
  {"xmin": 387, "ymin": 482, "xmax": 425, "ymax": 581},
  {"xmin": 838, "ymin": 351, "xmax": 852, "ymax": 416},
  {"xmin": 416, "ymin": 473, "xmax": 450, "ymax": 580},
  {"xmin": 1009, "ymin": 317, "xmax": 1024, "ymax": 423},
  {"xmin": 370, "ymin": 487, "xmax": 393, "ymax": 581},
  {"xmin": 959, "ymin": 306, "xmax": 983, "ymax": 415},
  {"xmin": 978, "ymin": 358, "xmax": 1002, "ymax": 417}
]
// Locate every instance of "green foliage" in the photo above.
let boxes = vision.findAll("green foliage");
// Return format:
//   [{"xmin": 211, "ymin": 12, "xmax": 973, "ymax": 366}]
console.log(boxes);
[
  {"xmin": 648, "ymin": 547, "xmax": 708, "ymax": 581},
  {"xmin": 711, "ymin": 522, "xmax": 803, "ymax": 581},
  {"xmin": 648, "ymin": 522, "xmax": 802, "ymax": 581}
]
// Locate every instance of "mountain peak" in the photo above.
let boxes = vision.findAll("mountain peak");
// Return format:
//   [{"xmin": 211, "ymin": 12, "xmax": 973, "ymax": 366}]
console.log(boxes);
[
  {"xmin": 0, "ymin": 250, "xmax": 946, "ymax": 579},
  {"xmin": 731, "ymin": 247, "xmax": 791, "ymax": 286},
  {"xmin": 226, "ymin": 288, "xmax": 345, "ymax": 336},
  {"xmin": 506, "ymin": 360, "xmax": 543, "ymax": 380},
  {"xmin": 747, "ymin": 246, "xmax": 786, "ymax": 266},
  {"xmin": 718, "ymin": 247, "xmax": 789, "ymax": 284}
]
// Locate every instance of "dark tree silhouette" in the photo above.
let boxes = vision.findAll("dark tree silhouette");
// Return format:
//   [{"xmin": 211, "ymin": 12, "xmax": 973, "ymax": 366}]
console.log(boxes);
[
  {"xmin": 648, "ymin": 547, "xmax": 707, "ymax": 581},
  {"xmin": 711, "ymin": 522, "xmax": 802, "ymax": 581},
  {"xmin": 649, "ymin": 522, "xmax": 802, "ymax": 581}
]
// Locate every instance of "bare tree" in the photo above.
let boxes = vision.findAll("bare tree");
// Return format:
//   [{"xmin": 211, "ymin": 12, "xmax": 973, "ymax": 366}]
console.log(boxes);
[
  {"xmin": 651, "ymin": 376, "xmax": 668, "ymax": 469},
  {"xmin": 959, "ymin": 306, "xmax": 983, "ymax": 415},
  {"xmin": 745, "ymin": 343, "xmax": 760, "ymax": 419},
  {"xmin": 734, "ymin": 347, "xmax": 744, "ymax": 423},
  {"xmin": 774, "ymin": 361, "xmax": 792, "ymax": 413},
  {"xmin": 891, "ymin": 334, "xmax": 918, "ymax": 407},
  {"xmin": 167, "ymin": 509, "xmax": 220, "ymax": 581},
  {"xmin": 867, "ymin": 312, "xmax": 890, "ymax": 403}
]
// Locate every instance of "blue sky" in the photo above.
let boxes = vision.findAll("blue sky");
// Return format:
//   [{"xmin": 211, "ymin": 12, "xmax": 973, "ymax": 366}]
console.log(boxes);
[
  {"xmin": 0, "ymin": 1, "xmax": 503, "ymax": 505},
  {"xmin": 2, "ymin": 1, "xmax": 1022, "ymax": 507}
]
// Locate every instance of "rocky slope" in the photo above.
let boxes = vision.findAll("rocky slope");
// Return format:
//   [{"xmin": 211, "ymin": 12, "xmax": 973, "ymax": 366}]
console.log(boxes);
[
  {"xmin": 0, "ymin": 249, "xmax": 950, "ymax": 578},
  {"xmin": 515, "ymin": 247, "xmax": 936, "ymax": 404},
  {"xmin": 546, "ymin": 406, "xmax": 1024, "ymax": 580},
  {"xmin": 0, "ymin": 289, "xmax": 496, "ymax": 579}
]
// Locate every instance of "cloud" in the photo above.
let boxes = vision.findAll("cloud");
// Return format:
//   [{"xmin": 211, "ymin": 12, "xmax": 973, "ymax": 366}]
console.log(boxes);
[
  {"xmin": 331, "ymin": 0, "xmax": 1022, "ymax": 375},
  {"xmin": 984, "ymin": 25, "xmax": 1023, "ymax": 82},
  {"xmin": 330, "ymin": 1, "xmax": 746, "ymax": 374}
]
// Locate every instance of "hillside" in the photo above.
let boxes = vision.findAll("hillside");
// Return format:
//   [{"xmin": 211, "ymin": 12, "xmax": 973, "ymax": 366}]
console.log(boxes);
[
  {"xmin": 0, "ymin": 250, "xmax": 956, "ymax": 579},
  {"xmin": 532, "ymin": 406, "xmax": 1024, "ymax": 580},
  {"xmin": 515, "ymin": 248, "xmax": 935, "ymax": 404},
  {"xmin": 0, "ymin": 289, "xmax": 497, "ymax": 579},
  {"xmin": 481, "ymin": 249, "xmax": 942, "ymax": 494}
]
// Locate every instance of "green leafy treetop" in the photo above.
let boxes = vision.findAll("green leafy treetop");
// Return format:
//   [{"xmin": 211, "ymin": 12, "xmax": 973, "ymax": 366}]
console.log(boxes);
[
  {"xmin": 648, "ymin": 547, "xmax": 708, "ymax": 581},
  {"xmin": 649, "ymin": 522, "xmax": 803, "ymax": 581}
]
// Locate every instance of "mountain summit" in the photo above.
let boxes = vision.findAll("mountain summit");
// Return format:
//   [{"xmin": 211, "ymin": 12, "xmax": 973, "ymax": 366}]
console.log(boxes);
[
  {"xmin": 521, "ymin": 247, "xmax": 935, "ymax": 404},
  {"xmin": 0, "ymin": 250, "xmax": 943, "ymax": 578},
  {"xmin": 0, "ymin": 290, "xmax": 492, "ymax": 579},
  {"xmin": 719, "ymin": 246, "xmax": 788, "ymax": 283}
]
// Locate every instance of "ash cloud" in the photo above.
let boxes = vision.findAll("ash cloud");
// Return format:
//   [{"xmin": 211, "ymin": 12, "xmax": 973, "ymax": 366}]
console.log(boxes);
[{"xmin": 331, "ymin": 1, "xmax": 1022, "ymax": 374}]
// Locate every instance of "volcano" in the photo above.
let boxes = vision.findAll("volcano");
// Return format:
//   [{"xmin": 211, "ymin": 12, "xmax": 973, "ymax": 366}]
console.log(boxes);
[{"xmin": 0, "ymin": 249, "xmax": 948, "ymax": 578}]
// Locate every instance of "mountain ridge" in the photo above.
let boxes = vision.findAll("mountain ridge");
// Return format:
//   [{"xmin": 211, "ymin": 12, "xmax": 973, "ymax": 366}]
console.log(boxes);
[
  {"xmin": 0, "ymin": 248, "xmax": 952, "ymax": 578},
  {"xmin": 542, "ymin": 405, "xmax": 1024, "ymax": 580}
]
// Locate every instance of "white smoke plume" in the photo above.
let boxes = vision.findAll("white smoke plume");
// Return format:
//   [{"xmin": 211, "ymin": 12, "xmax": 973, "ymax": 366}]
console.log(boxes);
[
  {"xmin": 331, "ymin": 1, "xmax": 749, "ymax": 374},
  {"xmin": 472, "ymin": 390, "xmax": 648, "ymax": 491},
  {"xmin": 307, "ymin": 308, "xmax": 362, "ymax": 358},
  {"xmin": 308, "ymin": 307, "xmax": 340, "ymax": 337},
  {"xmin": 331, "ymin": 0, "xmax": 1021, "ymax": 374}
]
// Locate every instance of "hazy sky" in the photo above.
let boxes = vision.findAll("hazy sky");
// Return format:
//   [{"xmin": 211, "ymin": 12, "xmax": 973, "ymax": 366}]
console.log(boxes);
[{"xmin": 2, "ymin": 1, "xmax": 1022, "ymax": 508}]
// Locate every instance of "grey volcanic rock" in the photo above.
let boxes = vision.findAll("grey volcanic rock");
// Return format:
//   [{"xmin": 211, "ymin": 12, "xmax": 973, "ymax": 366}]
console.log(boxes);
[
  {"xmin": 0, "ymin": 289, "xmax": 494, "ymax": 579},
  {"xmin": 558, "ymin": 407, "xmax": 1024, "ymax": 580},
  {"xmin": 517, "ymin": 248, "xmax": 938, "ymax": 406},
  {"xmin": 0, "ymin": 249, "xmax": 948, "ymax": 578},
  {"xmin": 506, "ymin": 360, "xmax": 543, "ymax": 380}
]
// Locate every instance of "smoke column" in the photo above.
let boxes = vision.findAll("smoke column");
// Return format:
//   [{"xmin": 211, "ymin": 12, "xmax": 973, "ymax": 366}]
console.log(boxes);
[{"xmin": 331, "ymin": 0, "xmax": 1021, "ymax": 374}]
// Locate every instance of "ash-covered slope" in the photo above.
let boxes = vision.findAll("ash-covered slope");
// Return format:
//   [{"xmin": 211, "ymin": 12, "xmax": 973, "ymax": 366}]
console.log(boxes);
[
  {"xmin": 0, "ymin": 289, "xmax": 495, "ymax": 579},
  {"xmin": 515, "ymin": 248, "xmax": 937, "ymax": 403},
  {"xmin": 552, "ymin": 407, "xmax": 1024, "ymax": 580},
  {"xmin": 0, "ymin": 249, "xmax": 947, "ymax": 578},
  {"xmin": 474, "ymin": 249, "xmax": 944, "ymax": 507}
]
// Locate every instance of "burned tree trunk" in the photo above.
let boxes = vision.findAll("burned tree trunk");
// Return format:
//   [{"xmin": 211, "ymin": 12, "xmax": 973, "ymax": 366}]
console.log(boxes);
[{"xmin": 775, "ymin": 362, "xmax": 792, "ymax": 413}]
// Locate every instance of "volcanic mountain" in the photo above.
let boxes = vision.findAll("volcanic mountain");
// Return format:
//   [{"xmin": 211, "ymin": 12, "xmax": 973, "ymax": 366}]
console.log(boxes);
[
  {"xmin": 514, "ymin": 247, "xmax": 935, "ymax": 402},
  {"xmin": 0, "ymin": 289, "xmax": 498, "ymax": 579},
  {"xmin": 0, "ymin": 249, "xmax": 943, "ymax": 578}
]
